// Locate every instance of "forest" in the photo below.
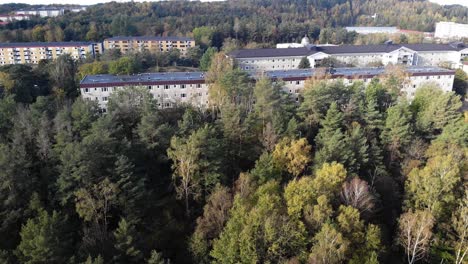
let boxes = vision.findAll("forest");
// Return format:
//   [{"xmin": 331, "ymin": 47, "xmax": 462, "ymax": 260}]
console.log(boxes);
[
  {"xmin": 0, "ymin": 0, "xmax": 466, "ymax": 263},
  {"xmin": 0, "ymin": 50, "xmax": 466, "ymax": 263},
  {"xmin": 0, "ymin": 0, "xmax": 468, "ymax": 46}
]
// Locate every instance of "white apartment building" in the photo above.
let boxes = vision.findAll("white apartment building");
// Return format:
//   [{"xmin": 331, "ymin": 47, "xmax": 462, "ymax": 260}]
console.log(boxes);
[
  {"xmin": 0, "ymin": 14, "xmax": 31, "ymax": 23},
  {"xmin": 229, "ymin": 43, "xmax": 468, "ymax": 71},
  {"xmin": 15, "ymin": 6, "xmax": 87, "ymax": 18},
  {"xmin": 435, "ymin": 22, "xmax": 468, "ymax": 40},
  {"xmin": 80, "ymin": 66, "xmax": 455, "ymax": 109},
  {"xmin": 80, "ymin": 72, "xmax": 209, "ymax": 109},
  {"xmin": 345, "ymin": 27, "xmax": 399, "ymax": 35}
]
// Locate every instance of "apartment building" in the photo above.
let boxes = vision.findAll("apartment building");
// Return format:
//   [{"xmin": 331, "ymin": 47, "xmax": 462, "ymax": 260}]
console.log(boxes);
[
  {"xmin": 103, "ymin": 36, "xmax": 195, "ymax": 56},
  {"xmin": 80, "ymin": 72, "xmax": 208, "ymax": 109},
  {"xmin": 229, "ymin": 43, "xmax": 468, "ymax": 71},
  {"xmin": 15, "ymin": 6, "xmax": 87, "ymax": 18},
  {"xmin": 80, "ymin": 66, "xmax": 455, "ymax": 109},
  {"xmin": 0, "ymin": 14, "xmax": 32, "ymax": 23},
  {"xmin": 0, "ymin": 42, "xmax": 103, "ymax": 65},
  {"xmin": 345, "ymin": 27, "xmax": 399, "ymax": 35},
  {"xmin": 435, "ymin": 22, "xmax": 468, "ymax": 40}
]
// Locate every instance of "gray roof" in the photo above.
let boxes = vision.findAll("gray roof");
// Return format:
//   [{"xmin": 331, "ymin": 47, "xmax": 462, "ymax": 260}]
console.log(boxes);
[
  {"xmin": 228, "ymin": 43, "xmax": 467, "ymax": 58},
  {"xmin": 0, "ymin": 41, "xmax": 95, "ymax": 48},
  {"xmin": 263, "ymin": 66, "xmax": 453, "ymax": 79},
  {"xmin": 403, "ymin": 43, "xmax": 462, "ymax": 51},
  {"xmin": 105, "ymin": 36, "xmax": 194, "ymax": 42},
  {"xmin": 229, "ymin": 47, "xmax": 313, "ymax": 58},
  {"xmin": 318, "ymin": 44, "xmax": 401, "ymax": 54},
  {"xmin": 81, "ymin": 72, "xmax": 205, "ymax": 86},
  {"xmin": 80, "ymin": 66, "xmax": 453, "ymax": 88}
]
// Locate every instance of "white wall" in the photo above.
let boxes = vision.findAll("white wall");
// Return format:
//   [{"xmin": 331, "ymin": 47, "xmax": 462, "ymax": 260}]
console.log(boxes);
[
  {"xmin": 237, "ymin": 56, "xmax": 303, "ymax": 71},
  {"xmin": 81, "ymin": 83, "xmax": 210, "ymax": 109},
  {"xmin": 435, "ymin": 22, "xmax": 468, "ymax": 39},
  {"xmin": 81, "ymin": 73, "xmax": 454, "ymax": 109}
]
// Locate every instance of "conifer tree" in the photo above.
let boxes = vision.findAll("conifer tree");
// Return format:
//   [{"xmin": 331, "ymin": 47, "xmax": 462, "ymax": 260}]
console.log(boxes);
[
  {"xmin": 298, "ymin": 57, "xmax": 311, "ymax": 69},
  {"xmin": 16, "ymin": 210, "xmax": 71, "ymax": 264},
  {"xmin": 315, "ymin": 103, "xmax": 353, "ymax": 168},
  {"xmin": 113, "ymin": 218, "xmax": 142, "ymax": 263}
]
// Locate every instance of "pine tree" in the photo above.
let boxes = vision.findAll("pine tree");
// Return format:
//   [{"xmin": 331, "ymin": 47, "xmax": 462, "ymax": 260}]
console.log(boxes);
[
  {"xmin": 347, "ymin": 122, "xmax": 369, "ymax": 174},
  {"xmin": 113, "ymin": 218, "xmax": 142, "ymax": 263},
  {"xmin": 16, "ymin": 210, "xmax": 72, "ymax": 264},
  {"xmin": 298, "ymin": 57, "xmax": 311, "ymax": 69},
  {"xmin": 147, "ymin": 250, "xmax": 170, "ymax": 264},
  {"xmin": 199, "ymin": 47, "xmax": 217, "ymax": 71},
  {"xmin": 114, "ymin": 155, "xmax": 145, "ymax": 221},
  {"xmin": 363, "ymin": 99, "xmax": 383, "ymax": 140},
  {"xmin": 380, "ymin": 102, "xmax": 412, "ymax": 164},
  {"xmin": 82, "ymin": 255, "xmax": 104, "ymax": 264},
  {"xmin": 315, "ymin": 103, "xmax": 353, "ymax": 168}
]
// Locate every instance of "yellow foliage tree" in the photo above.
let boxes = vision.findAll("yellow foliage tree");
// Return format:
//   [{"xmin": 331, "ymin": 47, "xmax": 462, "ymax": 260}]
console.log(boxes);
[
  {"xmin": 273, "ymin": 137, "xmax": 312, "ymax": 178},
  {"xmin": 284, "ymin": 176, "xmax": 316, "ymax": 218},
  {"xmin": 313, "ymin": 162, "xmax": 347, "ymax": 197}
]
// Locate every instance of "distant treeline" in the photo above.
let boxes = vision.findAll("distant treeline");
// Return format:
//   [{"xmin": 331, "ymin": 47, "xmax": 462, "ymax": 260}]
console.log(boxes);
[{"xmin": 0, "ymin": 0, "xmax": 467, "ymax": 47}]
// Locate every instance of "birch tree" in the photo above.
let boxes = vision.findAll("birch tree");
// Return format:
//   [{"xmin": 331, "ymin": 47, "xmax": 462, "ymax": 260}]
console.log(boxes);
[{"xmin": 397, "ymin": 210, "xmax": 434, "ymax": 264}]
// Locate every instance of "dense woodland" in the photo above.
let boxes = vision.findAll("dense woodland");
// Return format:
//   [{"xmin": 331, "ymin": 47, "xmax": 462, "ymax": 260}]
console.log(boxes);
[
  {"xmin": 0, "ymin": 0, "xmax": 467, "ymax": 264},
  {"xmin": 0, "ymin": 50, "xmax": 466, "ymax": 263},
  {"xmin": 1, "ymin": 0, "xmax": 468, "ymax": 46}
]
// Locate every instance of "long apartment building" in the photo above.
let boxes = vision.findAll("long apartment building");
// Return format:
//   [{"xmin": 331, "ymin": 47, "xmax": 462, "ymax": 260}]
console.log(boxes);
[
  {"xmin": 435, "ymin": 22, "xmax": 468, "ymax": 40},
  {"xmin": 103, "ymin": 36, "xmax": 195, "ymax": 56},
  {"xmin": 15, "ymin": 6, "xmax": 87, "ymax": 17},
  {"xmin": 80, "ymin": 66, "xmax": 455, "ymax": 110},
  {"xmin": 0, "ymin": 42, "xmax": 103, "ymax": 65},
  {"xmin": 229, "ymin": 42, "xmax": 468, "ymax": 71}
]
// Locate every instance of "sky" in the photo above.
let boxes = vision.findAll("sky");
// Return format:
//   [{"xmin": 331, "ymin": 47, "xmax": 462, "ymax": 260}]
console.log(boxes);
[{"xmin": 0, "ymin": 0, "xmax": 465, "ymax": 7}]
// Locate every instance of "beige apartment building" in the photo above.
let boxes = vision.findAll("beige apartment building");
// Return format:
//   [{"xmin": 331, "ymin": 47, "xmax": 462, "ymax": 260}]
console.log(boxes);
[
  {"xmin": 103, "ymin": 36, "xmax": 195, "ymax": 56},
  {"xmin": 0, "ymin": 42, "xmax": 103, "ymax": 65}
]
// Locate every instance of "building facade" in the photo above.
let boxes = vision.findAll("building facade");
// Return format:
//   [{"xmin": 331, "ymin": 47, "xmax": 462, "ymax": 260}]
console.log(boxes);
[
  {"xmin": 80, "ymin": 66, "xmax": 455, "ymax": 109},
  {"xmin": 435, "ymin": 22, "xmax": 468, "ymax": 40},
  {"xmin": 15, "ymin": 6, "xmax": 87, "ymax": 17},
  {"xmin": 0, "ymin": 14, "xmax": 32, "ymax": 23},
  {"xmin": 0, "ymin": 42, "xmax": 103, "ymax": 65},
  {"xmin": 229, "ymin": 43, "xmax": 468, "ymax": 71},
  {"xmin": 345, "ymin": 27, "xmax": 399, "ymax": 35},
  {"xmin": 103, "ymin": 36, "xmax": 195, "ymax": 56}
]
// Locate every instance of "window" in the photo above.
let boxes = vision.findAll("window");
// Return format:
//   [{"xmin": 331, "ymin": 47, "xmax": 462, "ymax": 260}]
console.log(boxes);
[
  {"xmin": 164, "ymin": 85, "xmax": 169, "ymax": 89},
  {"xmin": 296, "ymin": 81, "xmax": 300, "ymax": 85},
  {"xmin": 102, "ymin": 97, "xmax": 108, "ymax": 102},
  {"xmin": 84, "ymin": 88, "xmax": 89, "ymax": 93},
  {"xmin": 181, "ymin": 84, "xmax": 186, "ymax": 89},
  {"xmin": 148, "ymin": 85, "xmax": 152, "ymax": 89},
  {"xmin": 196, "ymin": 84, "xmax": 201, "ymax": 88},
  {"xmin": 181, "ymin": 93, "xmax": 186, "ymax": 98}
]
